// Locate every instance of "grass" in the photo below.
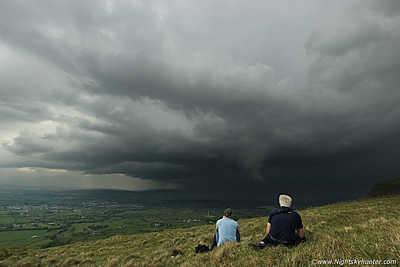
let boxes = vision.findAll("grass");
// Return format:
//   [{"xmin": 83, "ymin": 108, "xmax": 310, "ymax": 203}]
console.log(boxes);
[{"xmin": 1, "ymin": 195, "xmax": 399, "ymax": 266}]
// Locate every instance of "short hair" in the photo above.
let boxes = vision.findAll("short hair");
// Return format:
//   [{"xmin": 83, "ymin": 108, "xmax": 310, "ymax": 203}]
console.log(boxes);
[
  {"xmin": 279, "ymin": 194, "xmax": 292, "ymax": 207},
  {"xmin": 224, "ymin": 208, "xmax": 233, "ymax": 217}
]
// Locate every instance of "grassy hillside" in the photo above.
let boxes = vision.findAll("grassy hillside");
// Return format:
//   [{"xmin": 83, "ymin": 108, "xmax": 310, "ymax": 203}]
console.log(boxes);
[{"xmin": 1, "ymin": 196, "xmax": 399, "ymax": 267}]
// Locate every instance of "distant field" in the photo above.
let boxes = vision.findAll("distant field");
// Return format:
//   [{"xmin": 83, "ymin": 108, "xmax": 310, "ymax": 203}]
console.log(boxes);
[
  {"xmin": 0, "ymin": 189, "xmax": 268, "ymax": 250},
  {"xmin": 1, "ymin": 195, "xmax": 399, "ymax": 266},
  {"xmin": 0, "ymin": 230, "xmax": 49, "ymax": 248},
  {"xmin": 0, "ymin": 206, "xmax": 222, "ymax": 249}
]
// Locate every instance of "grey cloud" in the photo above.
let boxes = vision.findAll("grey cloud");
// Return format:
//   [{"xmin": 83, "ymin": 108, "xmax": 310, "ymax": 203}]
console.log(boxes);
[
  {"xmin": 1, "ymin": 0, "xmax": 400, "ymax": 197},
  {"xmin": 0, "ymin": 25, "xmax": 81, "ymax": 77},
  {"xmin": 305, "ymin": 25, "xmax": 400, "ymax": 93},
  {"xmin": 0, "ymin": 102, "xmax": 49, "ymax": 123},
  {"xmin": 366, "ymin": 0, "xmax": 400, "ymax": 17}
]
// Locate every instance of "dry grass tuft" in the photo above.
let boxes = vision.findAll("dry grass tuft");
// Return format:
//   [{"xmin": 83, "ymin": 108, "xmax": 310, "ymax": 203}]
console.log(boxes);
[
  {"xmin": 213, "ymin": 242, "xmax": 240, "ymax": 263},
  {"xmin": 15, "ymin": 263, "xmax": 35, "ymax": 267},
  {"xmin": 105, "ymin": 257, "xmax": 121, "ymax": 267},
  {"xmin": 124, "ymin": 261, "xmax": 139, "ymax": 267},
  {"xmin": 61, "ymin": 257, "xmax": 81, "ymax": 266},
  {"xmin": 170, "ymin": 248, "xmax": 183, "ymax": 257},
  {"xmin": 124, "ymin": 254, "xmax": 141, "ymax": 261}
]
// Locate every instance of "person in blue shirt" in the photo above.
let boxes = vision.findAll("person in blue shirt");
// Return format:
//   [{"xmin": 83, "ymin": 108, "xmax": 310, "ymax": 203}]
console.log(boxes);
[
  {"xmin": 251, "ymin": 194, "xmax": 306, "ymax": 249},
  {"xmin": 210, "ymin": 208, "xmax": 240, "ymax": 250}
]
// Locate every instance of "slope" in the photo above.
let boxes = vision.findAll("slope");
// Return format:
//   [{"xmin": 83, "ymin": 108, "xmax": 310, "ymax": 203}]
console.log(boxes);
[{"xmin": 1, "ymin": 196, "xmax": 399, "ymax": 267}]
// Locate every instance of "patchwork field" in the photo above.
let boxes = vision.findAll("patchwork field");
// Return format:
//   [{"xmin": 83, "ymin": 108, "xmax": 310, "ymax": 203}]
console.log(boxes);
[{"xmin": 0, "ymin": 189, "xmax": 268, "ymax": 250}]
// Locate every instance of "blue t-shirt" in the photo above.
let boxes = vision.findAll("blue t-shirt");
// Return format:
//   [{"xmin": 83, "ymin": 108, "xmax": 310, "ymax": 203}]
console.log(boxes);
[
  {"xmin": 268, "ymin": 207, "xmax": 303, "ymax": 241},
  {"xmin": 216, "ymin": 217, "xmax": 239, "ymax": 246}
]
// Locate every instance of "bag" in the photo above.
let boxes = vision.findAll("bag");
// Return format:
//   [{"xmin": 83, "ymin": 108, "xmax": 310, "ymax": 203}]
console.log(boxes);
[{"xmin": 195, "ymin": 244, "xmax": 210, "ymax": 253}]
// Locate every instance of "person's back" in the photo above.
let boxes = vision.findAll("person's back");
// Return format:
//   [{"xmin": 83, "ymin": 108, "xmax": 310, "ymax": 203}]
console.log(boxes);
[
  {"xmin": 210, "ymin": 208, "xmax": 240, "ymax": 249},
  {"xmin": 216, "ymin": 217, "xmax": 239, "ymax": 246},
  {"xmin": 268, "ymin": 207, "xmax": 302, "ymax": 242},
  {"xmin": 251, "ymin": 194, "xmax": 305, "ymax": 249}
]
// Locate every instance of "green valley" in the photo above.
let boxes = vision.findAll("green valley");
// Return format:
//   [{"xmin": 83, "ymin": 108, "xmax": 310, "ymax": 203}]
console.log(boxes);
[{"xmin": 0, "ymin": 194, "xmax": 399, "ymax": 266}]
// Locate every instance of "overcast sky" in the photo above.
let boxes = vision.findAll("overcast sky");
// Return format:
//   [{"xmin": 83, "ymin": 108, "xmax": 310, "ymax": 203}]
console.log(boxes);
[{"xmin": 1, "ymin": 0, "xmax": 399, "ymax": 199}]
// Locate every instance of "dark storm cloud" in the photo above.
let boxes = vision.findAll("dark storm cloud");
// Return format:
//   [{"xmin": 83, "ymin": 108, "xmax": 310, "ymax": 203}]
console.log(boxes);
[
  {"xmin": 1, "ymin": 0, "xmax": 400, "ymax": 197},
  {"xmin": 367, "ymin": 0, "xmax": 400, "ymax": 17}
]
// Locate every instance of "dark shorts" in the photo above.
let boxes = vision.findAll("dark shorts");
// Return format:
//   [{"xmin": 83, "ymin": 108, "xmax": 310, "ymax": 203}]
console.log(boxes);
[{"xmin": 262, "ymin": 234, "xmax": 303, "ymax": 247}]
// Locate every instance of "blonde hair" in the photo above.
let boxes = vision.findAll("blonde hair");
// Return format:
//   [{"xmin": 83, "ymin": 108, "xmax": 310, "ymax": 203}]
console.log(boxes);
[{"xmin": 279, "ymin": 194, "xmax": 292, "ymax": 207}]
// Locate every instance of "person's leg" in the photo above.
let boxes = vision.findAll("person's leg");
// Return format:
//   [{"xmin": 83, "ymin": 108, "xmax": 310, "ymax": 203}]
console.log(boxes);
[
  {"xmin": 236, "ymin": 229, "xmax": 240, "ymax": 242},
  {"xmin": 292, "ymin": 236, "xmax": 306, "ymax": 246},
  {"xmin": 210, "ymin": 231, "xmax": 218, "ymax": 250},
  {"xmin": 283, "ymin": 240, "xmax": 296, "ymax": 248},
  {"xmin": 250, "ymin": 234, "xmax": 277, "ymax": 249},
  {"xmin": 261, "ymin": 234, "xmax": 278, "ymax": 246}
]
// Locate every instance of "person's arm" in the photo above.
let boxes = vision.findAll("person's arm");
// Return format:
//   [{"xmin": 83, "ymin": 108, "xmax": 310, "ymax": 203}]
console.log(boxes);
[
  {"xmin": 296, "ymin": 213, "xmax": 305, "ymax": 239},
  {"xmin": 266, "ymin": 222, "xmax": 271, "ymax": 235},
  {"xmin": 296, "ymin": 228, "xmax": 305, "ymax": 239}
]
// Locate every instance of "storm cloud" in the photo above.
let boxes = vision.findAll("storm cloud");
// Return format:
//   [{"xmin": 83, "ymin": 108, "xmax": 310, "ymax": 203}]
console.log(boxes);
[{"xmin": 1, "ymin": 0, "xmax": 400, "ymax": 198}]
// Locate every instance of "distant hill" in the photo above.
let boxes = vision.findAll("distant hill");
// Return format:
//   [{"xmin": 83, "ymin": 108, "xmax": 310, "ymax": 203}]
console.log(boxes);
[
  {"xmin": 365, "ymin": 178, "xmax": 400, "ymax": 198},
  {"xmin": 1, "ymin": 195, "xmax": 399, "ymax": 267}
]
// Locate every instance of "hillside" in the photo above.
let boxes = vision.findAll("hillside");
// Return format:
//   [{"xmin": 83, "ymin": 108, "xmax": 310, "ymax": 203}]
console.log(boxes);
[
  {"xmin": 365, "ymin": 178, "xmax": 400, "ymax": 198},
  {"xmin": 1, "ymin": 196, "xmax": 399, "ymax": 267}
]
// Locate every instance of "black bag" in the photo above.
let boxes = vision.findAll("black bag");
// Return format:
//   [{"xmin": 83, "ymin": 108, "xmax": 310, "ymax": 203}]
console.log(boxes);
[{"xmin": 195, "ymin": 244, "xmax": 210, "ymax": 253}]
